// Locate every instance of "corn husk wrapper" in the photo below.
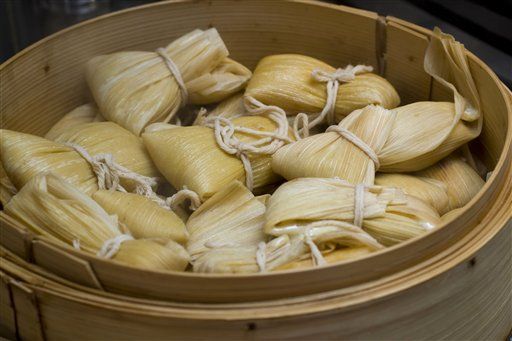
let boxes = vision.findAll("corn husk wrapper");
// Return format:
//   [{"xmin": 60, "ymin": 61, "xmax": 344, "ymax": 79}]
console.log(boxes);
[
  {"xmin": 0, "ymin": 163, "xmax": 17, "ymax": 206},
  {"xmin": 4, "ymin": 173, "xmax": 189, "ymax": 271},
  {"xmin": 143, "ymin": 116, "xmax": 291, "ymax": 200},
  {"xmin": 375, "ymin": 173, "xmax": 450, "ymax": 215},
  {"xmin": 275, "ymin": 246, "xmax": 373, "ymax": 271},
  {"xmin": 51, "ymin": 121, "xmax": 160, "ymax": 179},
  {"xmin": 45, "ymin": 104, "xmax": 104, "ymax": 140},
  {"xmin": 193, "ymin": 235, "xmax": 308, "ymax": 274},
  {"xmin": 417, "ymin": 154, "xmax": 484, "ymax": 212},
  {"xmin": 193, "ymin": 92, "xmax": 246, "ymax": 125},
  {"xmin": 266, "ymin": 178, "xmax": 440, "ymax": 248},
  {"xmin": 0, "ymin": 130, "xmax": 98, "ymax": 195},
  {"xmin": 186, "ymin": 59, "xmax": 252, "ymax": 104},
  {"xmin": 245, "ymin": 54, "xmax": 399, "ymax": 121},
  {"xmin": 377, "ymin": 27, "xmax": 482, "ymax": 172},
  {"xmin": 86, "ymin": 28, "xmax": 247, "ymax": 135},
  {"xmin": 93, "ymin": 190, "xmax": 188, "ymax": 244},
  {"xmin": 186, "ymin": 181, "xmax": 266, "ymax": 259},
  {"xmin": 272, "ymin": 105, "xmax": 395, "ymax": 185}
]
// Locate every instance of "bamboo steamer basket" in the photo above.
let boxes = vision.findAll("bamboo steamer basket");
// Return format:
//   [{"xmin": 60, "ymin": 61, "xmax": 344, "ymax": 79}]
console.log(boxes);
[{"xmin": 0, "ymin": 0, "xmax": 511, "ymax": 339}]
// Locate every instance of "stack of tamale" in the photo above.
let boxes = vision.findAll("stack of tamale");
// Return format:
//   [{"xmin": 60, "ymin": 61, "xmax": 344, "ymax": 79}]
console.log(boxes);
[{"xmin": 0, "ymin": 27, "xmax": 487, "ymax": 275}]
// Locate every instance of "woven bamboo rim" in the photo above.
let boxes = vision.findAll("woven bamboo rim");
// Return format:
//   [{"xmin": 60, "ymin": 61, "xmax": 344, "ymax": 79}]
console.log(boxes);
[{"xmin": 0, "ymin": 0, "xmax": 511, "ymax": 305}]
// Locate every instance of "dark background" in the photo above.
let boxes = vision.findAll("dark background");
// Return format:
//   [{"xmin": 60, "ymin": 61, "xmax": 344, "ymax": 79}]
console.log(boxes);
[{"xmin": 1, "ymin": 0, "xmax": 511, "ymax": 87}]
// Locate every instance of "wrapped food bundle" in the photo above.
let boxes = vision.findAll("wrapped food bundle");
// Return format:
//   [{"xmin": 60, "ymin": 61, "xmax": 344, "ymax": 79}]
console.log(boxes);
[
  {"xmin": 86, "ymin": 28, "xmax": 251, "ymax": 135},
  {"xmin": 50, "ymin": 121, "xmax": 160, "ymax": 180},
  {"xmin": 93, "ymin": 190, "xmax": 188, "ymax": 244},
  {"xmin": 376, "ymin": 153, "xmax": 484, "ymax": 215},
  {"xmin": 186, "ymin": 181, "xmax": 266, "ymax": 260},
  {"xmin": 45, "ymin": 103, "xmax": 104, "ymax": 140},
  {"xmin": 143, "ymin": 109, "xmax": 293, "ymax": 200},
  {"xmin": 0, "ymin": 129, "xmax": 99, "ymax": 195},
  {"xmin": 4, "ymin": 173, "xmax": 189, "ymax": 271},
  {"xmin": 245, "ymin": 54, "xmax": 400, "ymax": 124},
  {"xmin": 265, "ymin": 178, "xmax": 440, "ymax": 248}
]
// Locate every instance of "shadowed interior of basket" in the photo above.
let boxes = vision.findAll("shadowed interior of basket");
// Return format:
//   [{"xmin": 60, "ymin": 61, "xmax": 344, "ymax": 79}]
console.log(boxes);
[{"xmin": 0, "ymin": 0, "xmax": 509, "ymax": 302}]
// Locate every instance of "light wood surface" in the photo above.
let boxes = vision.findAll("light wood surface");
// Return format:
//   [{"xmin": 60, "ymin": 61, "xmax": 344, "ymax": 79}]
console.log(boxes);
[{"xmin": 0, "ymin": 0, "xmax": 511, "ymax": 339}]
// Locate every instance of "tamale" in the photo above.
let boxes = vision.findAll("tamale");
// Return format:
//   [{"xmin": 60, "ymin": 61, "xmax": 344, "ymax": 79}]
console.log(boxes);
[
  {"xmin": 50, "ymin": 121, "xmax": 160, "ymax": 179},
  {"xmin": 272, "ymin": 105, "xmax": 395, "ymax": 185},
  {"xmin": 265, "ymin": 178, "xmax": 440, "ymax": 249},
  {"xmin": 275, "ymin": 246, "xmax": 373, "ymax": 271},
  {"xmin": 193, "ymin": 235, "xmax": 308, "ymax": 274},
  {"xmin": 186, "ymin": 181, "xmax": 266, "ymax": 260},
  {"xmin": 0, "ymin": 163, "xmax": 17, "ymax": 207},
  {"xmin": 0, "ymin": 129, "xmax": 98, "ymax": 195},
  {"xmin": 93, "ymin": 190, "xmax": 188, "ymax": 244},
  {"xmin": 245, "ymin": 54, "xmax": 400, "ymax": 124},
  {"xmin": 86, "ymin": 28, "xmax": 248, "ymax": 135},
  {"xmin": 4, "ymin": 173, "xmax": 189, "ymax": 271},
  {"xmin": 416, "ymin": 154, "xmax": 484, "ymax": 212},
  {"xmin": 143, "ymin": 115, "xmax": 292, "ymax": 200},
  {"xmin": 193, "ymin": 92, "xmax": 245, "ymax": 125},
  {"xmin": 186, "ymin": 59, "xmax": 252, "ymax": 104},
  {"xmin": 45, "ymin": 103, "xmax": 104, "ymax": 140},
  {"xmin": 375, "ymin": 173, "xmax": 450, "ymax": 215}
]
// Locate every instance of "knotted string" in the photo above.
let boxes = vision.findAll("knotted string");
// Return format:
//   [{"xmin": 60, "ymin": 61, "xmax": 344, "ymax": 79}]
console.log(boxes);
[
  {"xmin": 97, "ymin": 234, "xmax": 134, "ymax": 259},
  {"xmin": 203, "ymin": 96, "xmax": 292, "ymax": 190},
  {"xmin": 167, "ymin": 187, "xmax": 202, "ymax": 211},
  {"xmin": 155, "ymin": 47, "xmax": 188, "ymax": 106},
  {"xmin": 326, "ymin": 125, "xmax": 380, "ymax": 170},
  {"xmin": 293, "ymin": 64, "xmax": 373, "ymax": 140},
  {"xmin": 67, "ymin": 143, "xmax": 159, "ymax": 196},
  {"xmin": 305, "ymin": 230, "xmax": 326, "ymax": 266}
]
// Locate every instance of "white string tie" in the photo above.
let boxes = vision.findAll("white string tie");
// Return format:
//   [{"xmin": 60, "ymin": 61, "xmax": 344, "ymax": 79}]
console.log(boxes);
[
  {"xmin": 256, "ymin": 241, "xmax": 267, "ymax": 273},
  {"xmin": 354, "ymin": 184, "xmax": 365, "ymax": 227},
  {"xmin": 203, "ymin": 96, "xmax": 292, "ymax": 190},
  {"xmin": 97, "ymin": 234, "xmax": 134, "ymax": 259},
  {"xmin": 294, "ymin": 64, "xmax": 373, "ymax": 139},
  {"xmin": 326, "ymin": 125, "xmax": 380, "ymax": 169},
  {"xmin": 305, "ymin": 230, "xmax": 326, "ymax": 266},
  {"xmin": 167, "ymin": 187, "xmax": 202, "ymax": 211},
  {"xmin": 156, "ymin": 47, "xmax": 188, "ymax": 106}
]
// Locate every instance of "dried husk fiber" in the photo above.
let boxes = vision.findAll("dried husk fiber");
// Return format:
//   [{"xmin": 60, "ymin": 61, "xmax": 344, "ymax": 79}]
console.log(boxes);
[
  {"xmin": 86, "ymin": 28, "xmax": 250, "ymax": 135},
  {"xmin": 3, "ymin": 173, "xmax": 189, "ymax": 271}
]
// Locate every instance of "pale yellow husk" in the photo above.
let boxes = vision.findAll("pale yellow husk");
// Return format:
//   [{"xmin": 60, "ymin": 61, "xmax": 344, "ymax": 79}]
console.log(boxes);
[
  {"xmin": 275, "ymin": 246, "xmax": 373, "ymax": 271},
  {"xmin": 86, "ymin": 28, "xmax": 249, "ymax": 135},
  {"xmin": 416, "ymin": 154, "xmax": 484, "ymax": 212},
  {"xmin": 0, "ymin": 162, "xmax": 17, "ymax": 206},
  {"xmin": 93, "ymin": 190, "xmax": 188, "ymax": 244},
  {"xmin": 265, "ymin": 178, "xmax": 440, "ymax": 248},
  {"xmin": 272, "ymin": 105, "xmax": 395, "ymax": 184},
  {"xmin": 45, "ymin": 103, "xmax": 104, "ymax": 140},
  {"xmin": 4, "ymin": 173, "xmax": 189, "ymax": 271},
  {"xmin": 51, "ymin": 121, "xmax": 160, "ymax": 179},
  {"xmin": 0, "ymin": 129, "xmax": 98, "ymax": 195},
  {"xmin": 186, "ymin": 59, "xmax": 252, "ymax": 104},
  {"xmin": 143, "ymin": 116, "xmax": 292, "ymax": 200},
  {"xmin": 245, "ymin": 54, "xmax": 400, "ymax": 122},
  {"xmin": 186, "ymin": 181, "xmax": 266, "ymax": 260},
  {"xmin": 192, "ymin": 235, "xmax": 308, "ymax": 274},
  {"xmin": 375, "ymin": 173, "xmax": 450, "ymax": 215}
]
